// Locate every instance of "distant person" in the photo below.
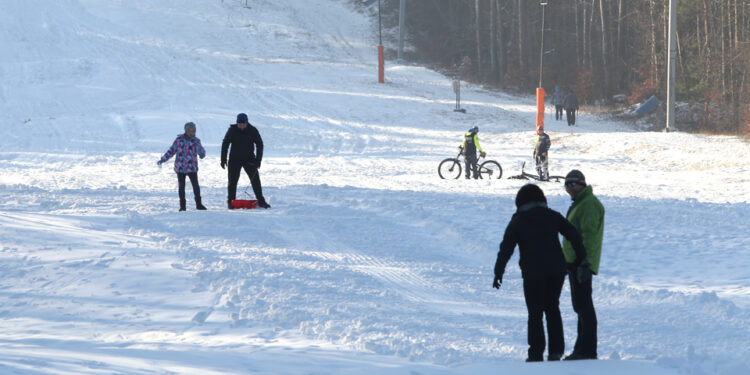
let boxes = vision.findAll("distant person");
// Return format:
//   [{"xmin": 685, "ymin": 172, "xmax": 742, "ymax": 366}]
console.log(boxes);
[
  {"xmin": 493, "ymin": 184, "xmax": 587, "ymax": 362},
  {"xmin": 157, "ymin": 122, "xmax": 207, "ymax": 211},
  {"xmin": 533, "ymin": 126, "xmax": 551, "ymax": 181},
  {"xmin": 564, "ymin": 90, "xmax": 579, "ymax": 126},
  {"xmin": 221, "ymin": 113, "xmax": 270, "ymax": 209},
  {"xmin": 561, "ymin": 170, "xmax": 605, "ymax": 360},
  {"xmin": 552, "ymin": 86, "xmax": 564, "ymax": 121},
  {"xmin": 461, "ymin": 126, "xmax": 486, "ymax": 179}
]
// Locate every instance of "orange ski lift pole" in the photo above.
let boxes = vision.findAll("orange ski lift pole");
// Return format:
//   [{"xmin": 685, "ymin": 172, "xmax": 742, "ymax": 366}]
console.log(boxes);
[{"xmin": 536, "ymin": 87, "xmax": 545, "ymax": 131}]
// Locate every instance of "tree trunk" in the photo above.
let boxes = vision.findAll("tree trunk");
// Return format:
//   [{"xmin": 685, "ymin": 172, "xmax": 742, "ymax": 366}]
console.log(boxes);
[
  {"xmin": 581, "ymin": 3, "xmax": 589, "ymax": 67},
  {"xmin": 490, "ymin": 0, "xmax": 496, "ymax": 79},
  {"xmin": 475, "ymin": 0, "xmax": 482, "ymax": 77},
  {"xmin": 496, "ymin": 0, "xmax": 505, "ymax": 85},
  {"xmin": 588, "ymin": 0, "xmax": 595, "ymax": 71},
  {"xmin": 518, "ymin": 0, "xmax": 523, "ymax": 73},
  {"xmin": 599, "ymin": 0, "xmax": 609, "ymax": 97},
  {"xmin": 703, "ymin": 0, "xmax": 710, "ymax": 90},
  {"xmin": 650, "ymin": 0, "xmax": 658, "ymax": 85},
  {"xmin": 721, "ymin": 1, "xmax": 726, "ymax": 98},
  {"xmin": 573, "ymin": 0, "xmax": 583, "ymax": 70},
  {"xmin": 616, "ymin": 0, "xmax": 623, "ymax": 87}
]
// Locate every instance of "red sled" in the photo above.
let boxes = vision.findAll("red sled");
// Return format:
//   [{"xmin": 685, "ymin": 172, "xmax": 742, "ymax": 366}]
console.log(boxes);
[{"xmin": 231, "ymin": 199, "xmax": 258, "ymax": 209}]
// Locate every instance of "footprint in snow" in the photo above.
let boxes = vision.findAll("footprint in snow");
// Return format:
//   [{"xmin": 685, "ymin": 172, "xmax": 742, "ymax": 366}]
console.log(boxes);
[{"xmin": 192, "ymin": 310, "xmax": 212, "ymax": 324}]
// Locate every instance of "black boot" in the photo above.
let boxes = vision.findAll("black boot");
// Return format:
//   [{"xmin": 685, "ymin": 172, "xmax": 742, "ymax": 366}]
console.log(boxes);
[
  {"xmin": 227, "ymin": 200, "xmax": 234, "ymax": 210},
  {"xmin": 195, "ymin": 197, "xmax": 207, "ymax": 210},
  {"xmin": 258, "ymin": 200, "xmax": 271, "ymax": 209},
  {"xmin": 179, "ymin": 199, "xmax": 187, "ymax": 211}
]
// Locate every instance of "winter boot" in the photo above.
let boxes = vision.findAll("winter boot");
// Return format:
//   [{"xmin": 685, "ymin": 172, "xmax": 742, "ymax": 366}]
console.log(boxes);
[
  {"xmin": 258, "ymin": 200, "xmax": 271, "ymax": 209},
  {"xmin": 195, "ymin": 197, "xmax": 207, "ymax": 210},
  {"xmin": 179, "ymin": 199, "xmax": 187, "ymax": 212},
  {"xmin": 227, "ymin": 200, "xmax": 234, "ymax": 210}
]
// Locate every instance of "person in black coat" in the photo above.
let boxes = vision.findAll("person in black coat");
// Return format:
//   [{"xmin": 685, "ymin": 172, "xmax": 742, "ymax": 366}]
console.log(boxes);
[
  {"xmin": 563, "ymin": 90, "xmax": 580, "ymax": 126},
  {"xmin": 493, "ymin": 184, "xmax": 587, "ymax": 362},
  {"xmin": 221, "ymin": 113, "xmax": 270, "ymax": 209}
]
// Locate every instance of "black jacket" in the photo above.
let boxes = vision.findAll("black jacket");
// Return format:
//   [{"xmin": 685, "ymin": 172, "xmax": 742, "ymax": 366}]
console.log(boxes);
[
  {"xmin": 534, "ymin": 133, "xmax": 550, "ymax": 157},
  {"xmin": 221, "ymin": 124, "xmax": 263, "ymax": 165},
  {"xmin": 564, "ymin": 93, "xmax": 579, "ymax": 110},
  {"xmin": 495, "ymin": 202, "xmax": 586, "ymax": 280}
]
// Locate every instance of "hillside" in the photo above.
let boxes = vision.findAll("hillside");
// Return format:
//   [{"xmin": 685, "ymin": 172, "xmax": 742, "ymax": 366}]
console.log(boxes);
[{"xmin": 0, "ymin": 1, "xmax": 749, "ymax": 374}]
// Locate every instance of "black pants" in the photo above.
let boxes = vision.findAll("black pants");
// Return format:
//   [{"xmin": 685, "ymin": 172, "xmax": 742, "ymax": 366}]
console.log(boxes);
[
  {"xmin": 555, "ymin": 105, "xmax": 563, "ymax": 120},
  {"xmin": 465, "ymin": 155, "xmax": 478, "ymax": 179},
  {"xmin": 566, "ymin": 109, "xmax": 576, "ymax": 126},
  {"xmin": 568, "ymin": 269, "xmax": 597, "ymax": 357},
  {"xmin": 177, "ymin": 172, "xmax": 200, "ymax": 200},
  {"xmin": 523, "ymin": 274, "xmax": 565, "ymax": 360},
  {"xmin": 227, "ymin": 161, "xmax": 265, "ymax": 203}
]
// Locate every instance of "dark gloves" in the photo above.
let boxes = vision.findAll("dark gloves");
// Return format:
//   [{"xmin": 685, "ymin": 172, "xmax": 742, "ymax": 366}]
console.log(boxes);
[
  {"xmin": 255, "ymin": 159, "xmax": 261, "ymax": 169},
  {"xmin": 492, "ymin": 275, "xmax": 502, "ymax": 289},
  {"xmin": 220, "ymin": 160, "xmax": 226, "ymax": 169},
  {"xmin": 576, "ymin": 259, "xmax": 592, "ymax": 283}
]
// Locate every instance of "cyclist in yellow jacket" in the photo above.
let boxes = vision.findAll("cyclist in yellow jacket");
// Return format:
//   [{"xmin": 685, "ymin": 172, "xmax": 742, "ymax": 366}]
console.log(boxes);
[{"xmin": 462, "ymin": 126, "xmax": 486, "ymax": 179}]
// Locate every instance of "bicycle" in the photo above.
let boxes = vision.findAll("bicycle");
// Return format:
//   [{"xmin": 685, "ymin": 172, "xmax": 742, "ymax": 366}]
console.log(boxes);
[{"xmin": 438, "ymin": 146, "xmax": 503, "ymax": 179}]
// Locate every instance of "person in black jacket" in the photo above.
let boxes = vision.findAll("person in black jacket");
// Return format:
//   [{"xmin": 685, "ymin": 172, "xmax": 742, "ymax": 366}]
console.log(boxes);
[
  {"xmin": 533, "ymin": 126, "xmax": 551, "ymax": 181},
  {"xmin": 221, "ymin": 113, "xmax": 270, "ymax": 209},
  {"xmin": 563, "ymin": 90, "xmax": 580, "ymax": 126},
  {"xmin": 493, "ymin": 184, "xmax": 587, "ymax": 362}
]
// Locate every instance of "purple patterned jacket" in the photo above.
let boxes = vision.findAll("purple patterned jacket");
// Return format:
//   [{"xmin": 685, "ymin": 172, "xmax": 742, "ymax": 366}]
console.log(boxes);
[{"xmin": 160, "ymin": 134, "xmax": 206, "ymax": 173}]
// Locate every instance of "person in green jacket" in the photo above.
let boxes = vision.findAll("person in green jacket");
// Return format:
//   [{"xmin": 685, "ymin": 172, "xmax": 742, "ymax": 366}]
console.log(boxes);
[
  {"xmin": 561, "ymin": 169, "xmax": 604, "ymax": 360},
  {"xmin": 461, "ymin": 126, "xmax": 486, "ymax": 179}
]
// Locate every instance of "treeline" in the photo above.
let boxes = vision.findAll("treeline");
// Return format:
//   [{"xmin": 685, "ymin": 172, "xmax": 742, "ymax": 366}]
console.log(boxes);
[{"xmin": 373, "ymin": 0, "xmax": 749, "ymax": 133}]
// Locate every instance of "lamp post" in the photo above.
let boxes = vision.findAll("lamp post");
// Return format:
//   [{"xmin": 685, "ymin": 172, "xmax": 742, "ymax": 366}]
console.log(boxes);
[
  {"xmin": 536, "ymin": 1, "xmax": 548, "ymax": 131},
  {"xmin": 378, "ymin": 0, "xmax": 385, "ymax": 83},
  {"xmin": 538, "ymin": 1, "xmax": 547, "ymax": 88}
]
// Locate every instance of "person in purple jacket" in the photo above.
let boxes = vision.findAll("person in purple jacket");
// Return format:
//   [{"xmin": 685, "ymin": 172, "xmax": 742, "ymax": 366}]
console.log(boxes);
[{"xmin": 158, "ymin": 122, "xmax": 207, "ymax": 211}]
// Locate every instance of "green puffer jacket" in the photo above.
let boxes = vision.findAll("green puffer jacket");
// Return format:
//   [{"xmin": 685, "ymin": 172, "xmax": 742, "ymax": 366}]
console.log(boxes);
[{"xmin": 562, "ymin": 185, "xmax": 605, "ymax": 274}]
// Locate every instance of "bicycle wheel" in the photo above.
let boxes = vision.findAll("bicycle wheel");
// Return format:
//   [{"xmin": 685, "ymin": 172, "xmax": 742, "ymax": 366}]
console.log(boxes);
[
  {"xmin": 438, "ymin": 158, "xmax": 462, "ymax": 179},
  {"xmin": 478, "ymin": 160, "xmax": 503, "ymax": 179}
]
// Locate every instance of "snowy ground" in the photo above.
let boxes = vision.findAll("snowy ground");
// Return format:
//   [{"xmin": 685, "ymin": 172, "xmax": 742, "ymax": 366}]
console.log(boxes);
[{"xmin": 1, "ymin": 0, "xmax": 749, "ymax": 374}]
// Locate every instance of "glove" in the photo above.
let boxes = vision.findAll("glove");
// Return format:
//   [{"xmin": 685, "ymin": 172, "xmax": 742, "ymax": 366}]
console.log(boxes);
[
  {"xmin": 255, "ymin": 159, "xmax": 261, "ymax": 169},
  {"xmin": 156, "ymin": 160, "xmax": 163, "ymax": 167},
  {"xmin": 576, "ymin": 259, "xmax": 592, "ymax": 283},
  {"xmin": 480, "ymin": 151, "xmax": 487, "ymax": 158},
  {"xmin": 220, "ymin": 160, "xmax": 226, "ymax": 169},
  {"xmin": 492, "ymin": 275, "xmax": 502, "ymax": 289}
]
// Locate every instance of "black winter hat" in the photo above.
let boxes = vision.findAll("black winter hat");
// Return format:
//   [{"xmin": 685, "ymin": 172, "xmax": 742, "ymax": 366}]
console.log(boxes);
[
  {"xmin": 184, "ymin": 122, "xmax": 196, "ymax": 131},
  {"xmin": 515, "ymin": 184, "xmax": 547, "ymax": 208},
  {"xmin": 565, "ymin": 169, "xmax": 586, "ymax": 185},
  {"xmin": 236, "ymin": 113, "xmax": 248, "ymax": 124}
]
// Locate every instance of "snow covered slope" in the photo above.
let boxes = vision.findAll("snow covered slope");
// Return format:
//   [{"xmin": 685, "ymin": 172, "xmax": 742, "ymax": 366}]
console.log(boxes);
[{"xmin": 1, "ymin": 0, "xmax": 748, "ymax": 374}]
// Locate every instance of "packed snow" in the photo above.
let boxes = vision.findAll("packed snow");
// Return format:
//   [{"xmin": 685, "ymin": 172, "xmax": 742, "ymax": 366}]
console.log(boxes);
[{"xmin": 1, "ymin": 0, "xmax": 749, "ymax": 374}]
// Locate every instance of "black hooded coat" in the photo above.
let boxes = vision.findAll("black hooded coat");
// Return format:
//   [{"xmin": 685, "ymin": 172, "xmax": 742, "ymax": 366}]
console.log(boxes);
[
  {"xmin": 495, "ymin": 202, "xmax": 587, "ymax": 280},
  {"xmin": 221, "ymin": 123, "xmax": 263, "ymax": 166}
]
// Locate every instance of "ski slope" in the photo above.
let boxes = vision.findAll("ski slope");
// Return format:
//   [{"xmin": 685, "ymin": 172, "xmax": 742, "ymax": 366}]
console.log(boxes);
[{"xmin": 1, "ymin": 0, "xmax": 749, "ymax": 374}]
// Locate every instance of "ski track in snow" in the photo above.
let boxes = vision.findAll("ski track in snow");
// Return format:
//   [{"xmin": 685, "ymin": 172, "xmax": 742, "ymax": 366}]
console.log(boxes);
[{"xmin": 1, "ymin": 0, "xmax": 749, "ymax": 374}]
